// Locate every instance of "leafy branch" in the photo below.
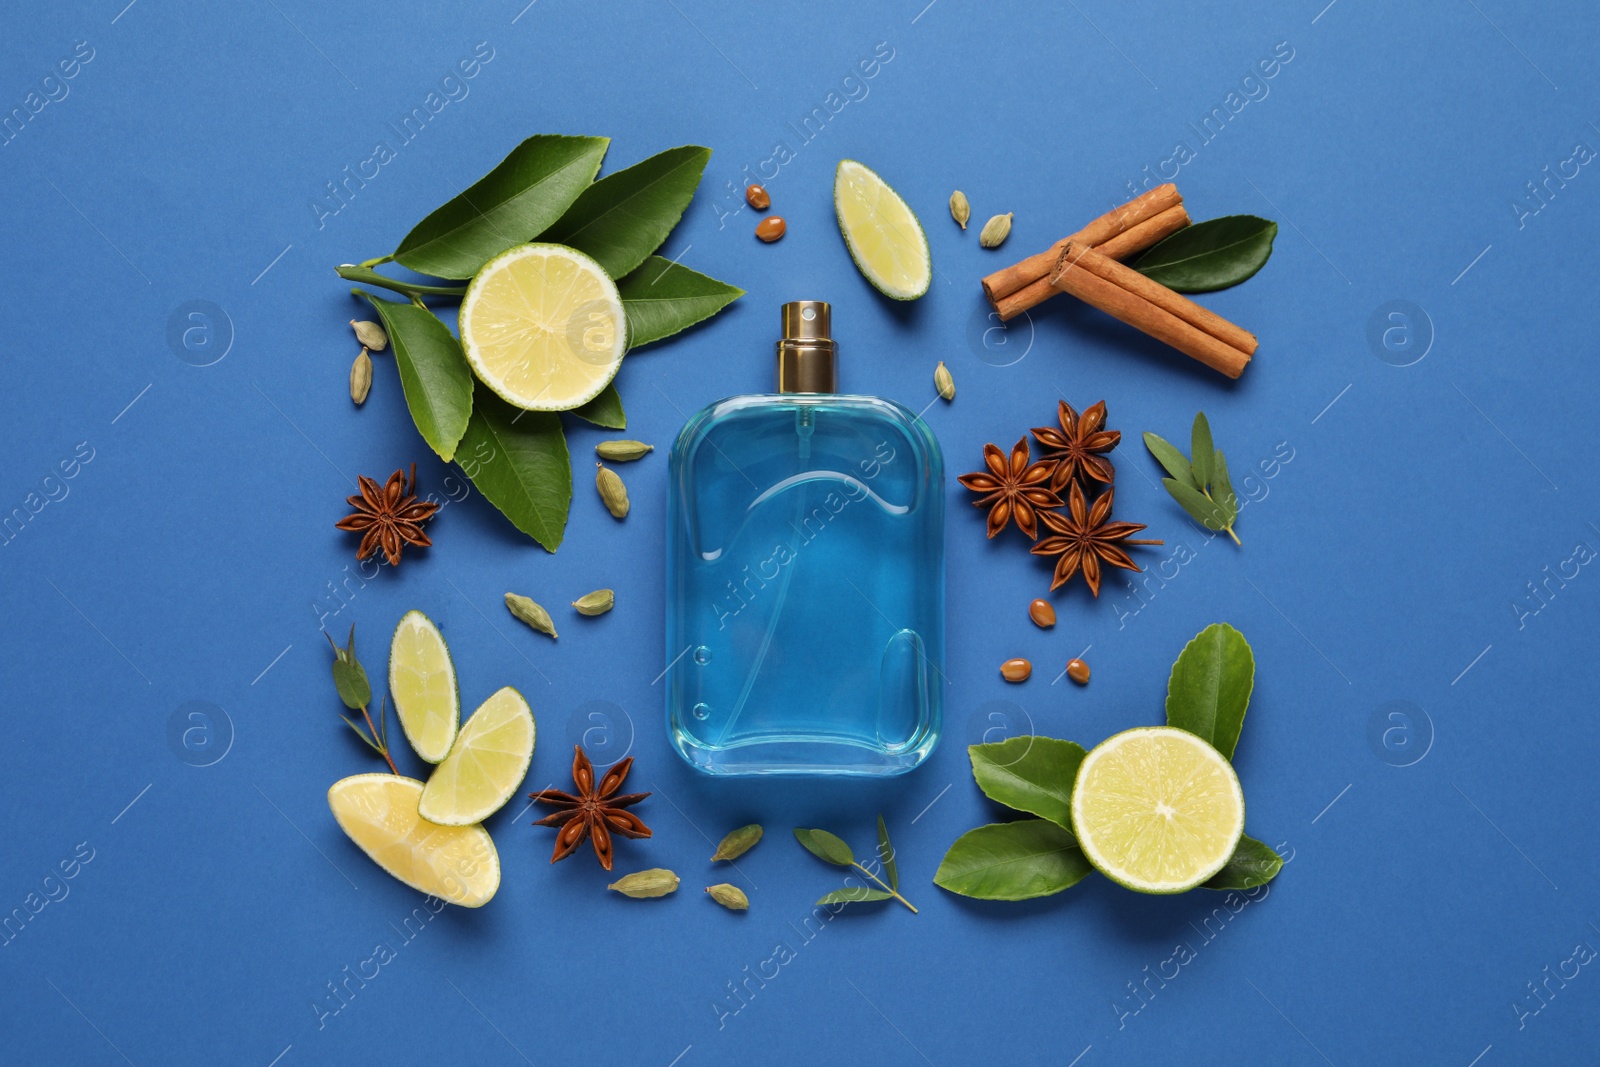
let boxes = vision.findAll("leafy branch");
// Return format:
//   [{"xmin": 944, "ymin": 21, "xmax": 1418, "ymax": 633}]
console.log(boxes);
[
  {"xmin": 1144, "ymin": 411, "xmax": 1240, "ymax": 545},
  {"xmin": 326, "ymin": 625, "xmax": 397, "ymax": 775},
  {"xmin": 795, "ymin": 817, "xmax": 917, "ymax": 913}
]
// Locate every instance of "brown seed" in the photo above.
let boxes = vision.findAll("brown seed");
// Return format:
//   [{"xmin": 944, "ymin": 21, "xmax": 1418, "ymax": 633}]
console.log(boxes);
[
  {"xmin": 745, "ymin": 184, "xmax": 771, "ymax": 210},
  {"xmin": 756, "ymin": 216, "xmax": 786, "ymax": 242},
  {"xmin": 1000, "ymin": 658, "xmax": 1032, "ymax": 683},
  {"xmin": 1028, "ymin": 598, "xmax": 1056, "ymax": 628},
  {"xmin": 1067, "ymin": 658, "xmax": 1091, "ymax": 685}
]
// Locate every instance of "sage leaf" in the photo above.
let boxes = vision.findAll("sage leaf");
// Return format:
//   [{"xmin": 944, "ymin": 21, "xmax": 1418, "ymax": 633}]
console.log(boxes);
[
  {"xmin": 360, "ymin": 295, "xmax": 474, "ymax": 462},
  {"xmin": 1163, "ymin": 477, "xmax": 1233, "ymax": 531},
  {"xmin": 968, "ymin": 736, "xmax": 1086, "ymax": 831},
  {"xmin": 1165, "ymin": 622, "xmax": 1254, "ymax": 761},
  {"xmin": 876, "ymin": 814, "xmax": 898, "ymax": 891},
  {"xmin": 540, "ymin": 145, "xmax": 711, "ymax": 279},
  {"xmin": 1131, "ymin": 215, "xmax": 1278, "ymax": 293},
  {"xmin": 617, "ymin": 256, "xmax": 743, "ymax": 350},
  {"xmin": 1142, "ymin": 432, "xmax": 1196, "ymax": 489},
  {"xmin": 569, "ymin": 383, "xmax": 625, "ymax": 429},
  {"xmin": 1202, "ymin": 835, "xmax": 1282, "ymax": 890},
  {"xmin": 933, "ymin": 820, "xmax": 1093, "ymax": 901},
  {"xmin": 457, "ymin": 383, "xmax": 571, "ymax": 551},
  {"xmin": 393, "ymin": 134, "xmax": 609, "ymax": 278},
  {"xmin": 794, "ymin": 828, "xmax": 854, "ymax": 866},
  {"xmin": 1211, "ymin": 449, "xmax": 1238, "ymax": 514},
  {"xmin": 816, "ymin": 886, "xmax": 893, "ymax": 906},
  {"xmin": 1190, "ymin": 412, "xmax": 1214, "ymax": 492}
]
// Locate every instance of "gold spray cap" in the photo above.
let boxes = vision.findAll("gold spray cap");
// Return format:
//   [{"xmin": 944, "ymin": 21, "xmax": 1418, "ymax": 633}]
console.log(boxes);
[{"xmin": 776, "ymin": 300, "xmax": 838, "ymax": 394}]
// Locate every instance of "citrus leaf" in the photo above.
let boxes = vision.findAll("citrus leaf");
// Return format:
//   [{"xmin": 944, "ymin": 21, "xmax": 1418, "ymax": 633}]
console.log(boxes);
[
  {"xmin": 568, "ymin": 383, "xmax": 625, "ymax": 429},
  {"xmin": 816, "ymin": 886, "xmax": 893, "ymax": 905},
  {"xmin": 1202, "ymin": 835, "xmax": 1282, "ymax": 890},
  {"xmin": 1163, "ymin": 478, "xmax": 1231, "ymax": 532},
  {"xmin": 793, "ymin": 828, "xmax": 854, "ymax": 866},
  {"xmin": 1143, "ymin": 432, "xmax": 1196, "ymax": 489},
  {"xmin": 968, "ymin": 736, "xmax": 1087, "ymax": 831},
  {"xmin": 540, "ymin": 145, "xmax": 711, "ymax": 279},
  {"xmin": 617, "ymin": 256, "xmax": 743, "ymax": 350},
  {"xmin": 1130, "ymin": 215, "xmax": 1278, "ymax": 293},
  {"xmin": 1166, "ymin": 622, "xmax": 1255, "ymax": 761},
  {"xmin": 876, "ymin": 814, "xmax": 898, "ymax": 891},
  {"xmin": 1212, "ymin": 449, "xmax": 1238, "ymax": 516},
  {"xmin": 1190, "ymin": 412, "xmax": 1214, "ymax": 492},
  {"xmin": 393, "ymin": 134, "xmax": 609, "ymax": 278},
  {"xmin": 933, "ymin": 820, "xmax": 1093, "ymax": 901},
  {"xmin": 360, "ymin": 295, "xmax": 474, "ymax": 462},
  {"xmin": 457, "ymin": 383, "xmax": 571, "ymax": 551}
]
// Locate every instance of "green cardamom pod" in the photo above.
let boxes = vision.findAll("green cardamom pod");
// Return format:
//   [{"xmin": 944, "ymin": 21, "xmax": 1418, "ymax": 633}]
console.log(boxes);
[
  {"xmin": 949, "ymin": 190, "xmax": 970, "ymax": 230},
  {"xmin": 979, "ymin": 212, "xmax": 1014, "ymax": 249},
  {"xmin": 596, "ymin": 463, "xmax": 629, "ymax": 519},
  {"xmin": 934, "ymin": 361, "xmax": 955, "ymax": 402},
  {"xmin": 706, "ymin": 883, "xmax": 749, "ymax": 911},
  {"xmin": 350, "ymin": 319, "xmax": 388, "ymax": 352},
  {"xmin": 571, "ymin": 589, "xmax": 614, "ymax": 617},
  {"xmin": 712, "ymin": 823, "xmax": 764, "ymax": 862},
  {"xmin": 504, "ymin": 592, "xmax": 557, "ymax": 639},
  {"xmin": 608, "ymin": 868, "xmax": 679, "ymax": 899},
  {"xmin": 350, "ymin": 350, "xmax": 373, "ymax": 405},
  {"xmin": 595, "ymin": 439, "xmax": 654, "ymax": 462}
]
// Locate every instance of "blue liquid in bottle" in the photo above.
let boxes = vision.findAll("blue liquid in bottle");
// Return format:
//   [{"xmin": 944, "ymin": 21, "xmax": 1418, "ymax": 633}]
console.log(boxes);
[{"xmin": 666, "ymin": 301, "xmax": 944, "ymax": 775}]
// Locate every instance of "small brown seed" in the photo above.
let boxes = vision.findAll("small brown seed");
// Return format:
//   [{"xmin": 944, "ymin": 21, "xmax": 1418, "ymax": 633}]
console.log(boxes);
[
  {"xmin": 1067, "ymin": 658, "xmax": 1091, "ymax": 685},
  {"xmin": 745, "ymin": 184, "xmax": 771, "ymax": 210},
  {"xmin": 1028, "ymin": 598, "xmax": 1056, "ymax": 628},
  {"xmin": 1000, "ymin": 658, "xmax": 1032, "ymax": 683},
  {"xmin": 756, "ymin": 216, "xmax": 786, "ymax": 242}
]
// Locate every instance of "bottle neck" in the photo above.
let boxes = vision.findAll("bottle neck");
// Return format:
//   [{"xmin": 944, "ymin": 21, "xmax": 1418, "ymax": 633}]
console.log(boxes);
[{"xmin": 776, "ymin": 338, "xmax": 837, "ymax": 393}]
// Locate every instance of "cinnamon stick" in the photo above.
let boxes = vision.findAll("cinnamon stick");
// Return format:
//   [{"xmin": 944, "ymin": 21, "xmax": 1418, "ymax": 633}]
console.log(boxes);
[
  {"xmin": 1050, "ymin": 241, "xmax": 1254, "ymax": 379},
  {"xmin": 992, "ymin": 205, "xmax": 1191, "ymax": 321}
]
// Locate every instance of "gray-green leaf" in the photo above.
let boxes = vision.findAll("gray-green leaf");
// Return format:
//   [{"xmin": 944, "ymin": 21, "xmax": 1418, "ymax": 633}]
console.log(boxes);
[
  {"xmin": 393, "ymin": 134, "xmax": 609, "ymax": 279},
  {"xmin": 1211, "ymin": 449, "xmax": 1237, "ymax": 514},
  {"xmin": 456, "ymin": 383, "xmax": 571, "ymax": 551},
  {"xmin": 1163, "ymin": 477, "xmax": 1234, "ymax": 531},
  {"xmin": 1190, "ymin": 412, "xmax": 1214, "ymax": 492},
  {"xmin": 968, "ymin": 736, "xmax": 1086, "ymax": 831},
  {"xmin": 360, "ymin": 295, "xmax": 474, "ymax": 462},
  {"xmin": 876, "ymin": 814, "xmax": 898, "ymax": 891},
  {"xmin": 617, "ymin": 256, "xmax": 743, "ymax": 350},
  {"xmin": 330, "ymin": 627, "xmax": 371, "ymax": 711},
  {"xmin": 1143, "ymin": 432, "xmax": 1196, "ymax": 489},
  {"xmin": 934, "ymin": 820, "xmax": 1093, "ymax": 901},
  {"xmin": 569, "ymin": 383, "xmax": 625, "ymax": 429},
  {"xmin": 1202, "ymin": 835, "xmax": 1282, "ymax": 890},
  {"xmin": 794, "ymin": 828, "xmax": 854, "ymax": 866},
  {"xmin": 1131, "ymin": 215, "xmax": 1278, "ymax": 293},
  {"xmin": 540, "ymin": 145, "xmax": 711, "ymax": 279},
  {"xmin": 1166, "ymin": 622, "xmax": 1255, "ymax": 761},
  {"xmin": 816, "ymin": 886, "xmax": 893, "ymax": 906}
]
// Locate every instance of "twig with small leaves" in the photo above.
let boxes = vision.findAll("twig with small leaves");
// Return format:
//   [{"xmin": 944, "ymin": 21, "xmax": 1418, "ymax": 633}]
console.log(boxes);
[
  {"xmin": 1144, "ymin": 411, "xmax": 1241, "ymax": 545},
  {"xmin": 794, "ymin": 815, "xmax": 917, "ymax": 913},
  {"xmin": 326, "ymin": 625, "xmax": 398, "ymax": 775}
]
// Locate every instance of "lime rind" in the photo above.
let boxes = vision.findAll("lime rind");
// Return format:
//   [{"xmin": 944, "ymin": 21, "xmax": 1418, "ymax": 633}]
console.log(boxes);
[
  {"xmin": 833, "ymin": 160, "xmax": 931, "ymax": 301},
  {"xmin": 389, "ymin": 610, "xmax": 460, "ymax": 764},
  {"xmin": 417, "ymin": 686, "xmax": 535, "ymax": 827},
  {"xmin": 328, "ymin": 774, "xmax": 501, "ymax": 907}
]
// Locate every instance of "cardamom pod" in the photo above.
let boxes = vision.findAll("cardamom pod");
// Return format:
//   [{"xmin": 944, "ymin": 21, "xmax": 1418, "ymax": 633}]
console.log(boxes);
[
  {"xmin": 934, "ymin": 361, "xmax": 955, "ymax": 401},
  {"xmin": 595, "ymin": 439, "xmax": 654, "ymax": 462},
  {"xmin": 608, "ymin": 868, "xmax": 679, "ymax": 899},
  {"xmin": 572, "ymin": 589, "xmax": 614, "ymax": 616},
  {"xmin": 350, "ymin": 350, "xmax": 373, "ymax": 405},
  {"xmin": 350, "ymin": 319, "xmax": 388, "ymax": 352},
  {"xmin": 949, "ymin": 190, "xmax": 970, "ymax": 230},
  {"xmin": 706, "ymin": 883, "xmax": 749, "ymax": 911},
  {"xmin": 596, "ymin": 463, "xmax": 629, "ymax": 519},
  {"xmin": 979, "ymin": 212, "xmax": 1014, "ymax": 249},
  {"xmin": 504, "ymin": 592, "xmax": 557, "ymax": 639},
  {"xmin": 711, "ymin": 823, "xmax": 764, "ymax": 862}
]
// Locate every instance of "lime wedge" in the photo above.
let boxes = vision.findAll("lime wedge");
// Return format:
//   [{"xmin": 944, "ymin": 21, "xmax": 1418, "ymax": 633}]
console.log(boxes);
[
  {"xmin": 328, "ymin": 774, "xmax": 500, "ymax": 907},
  {"xmin": 833, "ymin": 160, "xmax": 931, "ymax": 300},
  {"xmin": 459, "ymin": 242, "xmax": 626, "ymax": 411},
  {"xmin": 418, "ymin": 687, "xmax": 535, "ymax": 827},
  {"xmin": 389, "ymin": 610, "xmax": 459, "ymax": 764},
  {"xmin": 1070, "ymin": 727, "xmax": 1244, "ymax": 894}
]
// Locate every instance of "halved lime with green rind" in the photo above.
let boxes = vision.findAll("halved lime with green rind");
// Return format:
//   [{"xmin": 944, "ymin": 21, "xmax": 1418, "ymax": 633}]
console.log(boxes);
[
  {"xmin": 328, "ymin": 774, "xmax": 500, "ymax": 907},
  {"xmin": 834, "ymin": 159, "xmax": 931, "ymax": 300},
  {"xmin": 418, "ymin": 687, "xmax": 535, "ymax": 827},
  {"xmin": 389, "ymin": 610, "xmax": 459, "ymax": 764}
]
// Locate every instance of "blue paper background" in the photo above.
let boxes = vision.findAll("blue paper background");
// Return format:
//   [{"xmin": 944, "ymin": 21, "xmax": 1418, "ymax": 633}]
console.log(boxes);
[{"xmin": 3, "ymin": 1, "xmax": 1596, "ymax": 1063}]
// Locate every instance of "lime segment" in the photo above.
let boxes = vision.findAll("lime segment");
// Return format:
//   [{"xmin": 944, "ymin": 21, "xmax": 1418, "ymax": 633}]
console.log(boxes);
[
  {"xmin": 834, "ymin": 160, "xmax": 931, "ymax": 300},
  {"xmin": 389, "ymin": 610, "xmax": 459, "ymax": 764},
  {"xmin": 328, "ymin": 774, "xmax": 500, "ymax": 907},
  {"xmin": 418, "ymin": 687, "xmax": 535, "ymax": 827}
]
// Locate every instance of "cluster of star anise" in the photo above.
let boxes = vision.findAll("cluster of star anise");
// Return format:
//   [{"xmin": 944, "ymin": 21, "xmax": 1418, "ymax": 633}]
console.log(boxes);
[{"xmin": 957, "ymin": 400, "xmax": 1161, "ymax": 596}]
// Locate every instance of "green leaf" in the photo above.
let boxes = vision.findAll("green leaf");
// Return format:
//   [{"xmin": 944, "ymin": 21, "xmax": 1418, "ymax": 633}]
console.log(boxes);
[
  {"xmin": 568, "ymin": 383, "xmax": 625, "ymax": 429},
  {"xmin": 1163, "ymin": 477, "xmax": 1231, "ymax": 532},
  {"xmin": 1143, "ymin": 432, "xmax": 1196, "ymax": 489},
  {"xmin": 393, "ymin": 134, "xmax": 609, "ymax": 278},
  {"xmin": 1202, "ymin": 835, "xmax": 1283, "ymax": 890},
  {"xmin": 456, "ymin": 384, "xmax": 571, "ymax": 551},
  {"xmin": 876, "ymin": 814, "xmax": 898, "ymax": 891},
  {"xmin": 329, "ymin": 626, "xmax": 371, "ymax": 711},
  {"xmin": 1130, "ymin": 215, "xmax": 1278, "ymax": 293},
  {"xmin": 933, "ymin": 821, "xmax": 1093, "ymax": 901},
  {"xmin": 617, "ymin": 256, "xmax": 743, "ymax": 350},
  {"xmin": 794, "ymin": 828, "xmax": 854, "ymax": 866},
  {"xmin": 968, "ymin": 736, "xmax": 1087, "ymax": 831},
  {"xmin": 1166, "ymin": 622, "xmax": 1255, "ymax": 761},
  {"xmin": 816, "ymin": 886, "xmax": 894, "ymax": 906},
  {"xmin": 1211, "ymin": 449, "xmax": 1238, "ymax": 515},
  {"xmin": 1190, "ymin": 412, "xmax": 1215, "ymax": 492},
  {"xmin": 341, "ymin": 714, "xmax": 383, "ymax": 753},
  {"xmin": 360, "ymin": 295, "xmax": 474, "ymax": 462},
  {"xmin": 540, "ymin": 145, "xmax": 711, "ymax": 279}
]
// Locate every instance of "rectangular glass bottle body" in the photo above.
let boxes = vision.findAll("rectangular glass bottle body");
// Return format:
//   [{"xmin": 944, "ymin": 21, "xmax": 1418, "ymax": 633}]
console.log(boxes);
[{"xmin": 666, "ymin": 393, "xmax": 944, "ymax": 776}]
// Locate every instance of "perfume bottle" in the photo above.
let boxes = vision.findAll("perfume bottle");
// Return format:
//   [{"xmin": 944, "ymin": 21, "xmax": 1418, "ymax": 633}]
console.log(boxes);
[{"xmin": 666, "ymin": 301, "xmax": 944, "ymax": 776}]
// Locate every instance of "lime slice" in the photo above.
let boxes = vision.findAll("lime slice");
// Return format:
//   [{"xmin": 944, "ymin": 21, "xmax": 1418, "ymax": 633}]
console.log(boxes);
[
  {"xmin": 389, "ymin": 610, "xmax": 459, "ymax": 764},
  {"xmin": 328, "ymin": 774, "xmax": 500, "ymax": 907},
  {"xmin": 833, "ymin": 159, "xmax": 931, "ymax": 300},
  {"xmin": 459, "ymin": 242, "xmax": 626, "ymax": 411},
  {"xmin": 418, "ymin": 687, "xmax": 535, "ymax": 827},
  {"xmin": 1070, "ymin": 726, "xmax": 1244, "ymax": 894}
]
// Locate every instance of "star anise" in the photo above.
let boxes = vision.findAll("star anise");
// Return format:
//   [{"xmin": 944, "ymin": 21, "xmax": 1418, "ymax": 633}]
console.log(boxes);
[
  {"xmin": 1032, "ymin": 400, "xmax": 1121, "ymax": 492},
  {"xmin": 335, "ymin": 463, "xmax": 439, "ymax": 567},
  {"xmin": 957, "ymin": 437, "xmax": 1062, "ymax": 540},
  {"xmin": 530, "ymin": 745, "xmax": 651, "ymax": 870},
  {"xmin": 1029, "ymin": 481, "xmax": 1162, "ymax": 595}
]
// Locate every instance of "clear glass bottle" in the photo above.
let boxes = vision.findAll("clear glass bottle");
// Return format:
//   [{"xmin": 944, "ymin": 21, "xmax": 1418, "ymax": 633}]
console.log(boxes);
[{"xmin": 666, "ymin": 301, "xmax": 944, "ymax": 776}]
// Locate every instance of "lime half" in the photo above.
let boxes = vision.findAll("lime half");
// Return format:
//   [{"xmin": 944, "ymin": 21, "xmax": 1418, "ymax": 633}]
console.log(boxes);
[
  {"xmin": 834, "ymin": 160, "xmax": 931, "ymax": 300},
  {"xmin": 328, "ymin": 774, "xmax": 501, "ymax": 907},
  {"xmin": 389, "ymin": 610, "xmax": 459, "ymax": 764},
  {"xmin": 418, "ymin": 687, "xmax": 535, "ymax": 827}
]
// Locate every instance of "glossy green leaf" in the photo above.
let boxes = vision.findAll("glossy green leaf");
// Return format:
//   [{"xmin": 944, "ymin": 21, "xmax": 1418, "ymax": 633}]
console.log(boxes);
[
  {"xmin": 1163, "ymin": 477, "xmax": 1233, "ymax": 532},
  {"xmin": 794, "ymin": 828, "xmax": 854, "ymax": 866},
  {"xmin": 934, "ymin": 820, "xmax": 1093, "ymax": 901},
  {"xmin": 876, "ymin": 814, "xmax": 898, "ymax": 891},
  {"xmin": 1212, "ymin": 449, "xmax": 1238, "ymax": 514},
  {"xmin": 360, "ymin": 295, "xmax": 474, "ymax": 462},
  {"xmin": 456, "ymin": 383, "xmax": 571, "ymax": 551},
  {"xmin": 1190, "ymin": 412, "xmax": 1215, "ymax": 491},
  {"xmin": 968, "ymin": 736, "xmax": 1087, "ymax": 831},
  {"xmin": 1166, "ymin": 622, "xmax": 1255, "ymax": 761},
  {"xmin": 1130, "ymin": 215, "xmax": 1278, "ymax": 293},
  {"xmin": 1202, "ymin": 835, "xmax": 1283, "ymax": 890},
  {"xmin": 617, "ymin": 256, "xmax": 743, "ymax": 349},
  {"xmin": 540, "ymin": 145, "xmax": 711, "ymax": 279},
  {"xmin": 393, "ymin": 134, "xmax": 609, "ymax": 278},
  {"xmin": 816, "ymin": 886, "xmax": 893, "ymax": 906},
  {"xmin": 1143, "ymin": 432, "xmax": 1196, "ymax": 489},
  {"xmin": 568, "ymin": 383, "xmax": 625, "ymax": 429}
]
